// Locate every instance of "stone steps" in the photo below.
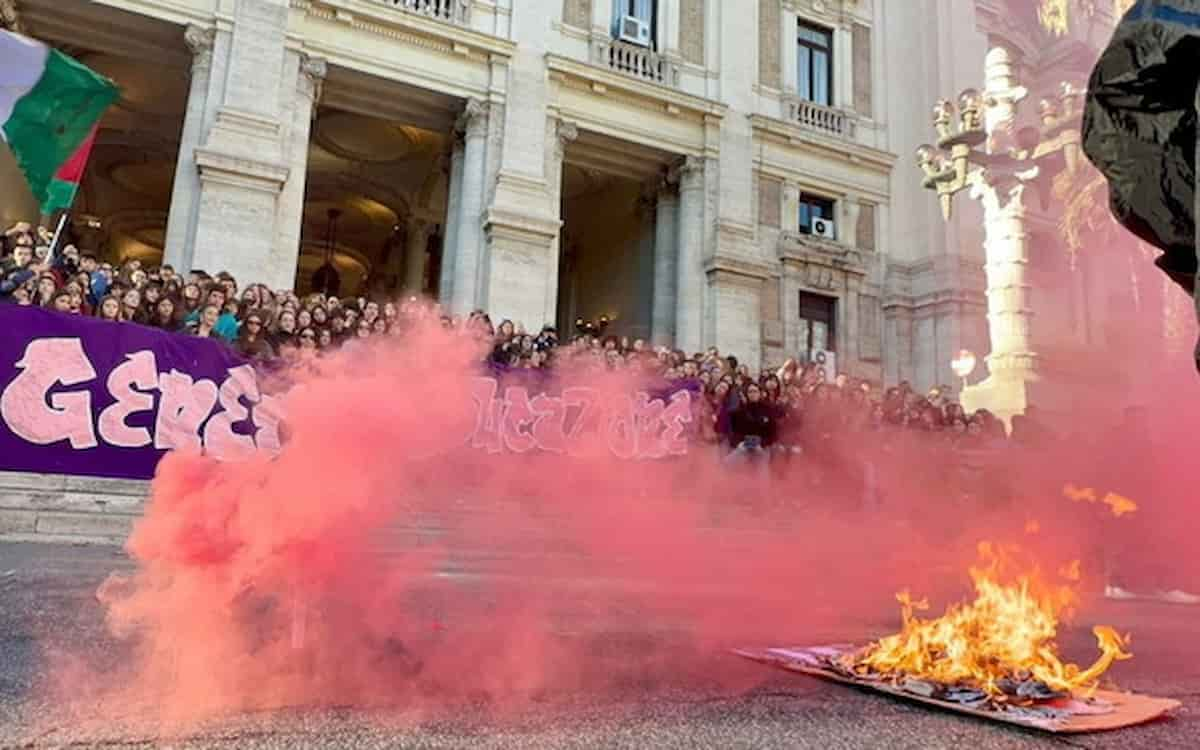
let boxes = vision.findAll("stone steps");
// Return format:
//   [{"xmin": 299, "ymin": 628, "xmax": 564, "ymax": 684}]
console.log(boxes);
[{"xmin": 0, "ymin": 471, "xmax": 148, "ymax": 545}]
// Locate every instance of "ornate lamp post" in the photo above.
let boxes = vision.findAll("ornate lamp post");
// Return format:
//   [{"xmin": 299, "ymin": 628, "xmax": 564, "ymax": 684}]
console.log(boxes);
[{"xmin": 916, "ymin": 47, "xmax": 1084, "ymax": 424}]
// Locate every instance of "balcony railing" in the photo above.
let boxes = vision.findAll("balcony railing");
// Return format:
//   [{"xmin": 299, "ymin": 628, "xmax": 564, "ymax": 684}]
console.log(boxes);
[
  {"xmin": 593, "ymin": 39, "xmax": 680, "ymax": 88},
  {"xmin": 785, "ymin": 97, "xmax": 856, "ymax": 139},
  {"xmin": 376, "ymin": 0, "xmax": 471, "ymax": 26}
]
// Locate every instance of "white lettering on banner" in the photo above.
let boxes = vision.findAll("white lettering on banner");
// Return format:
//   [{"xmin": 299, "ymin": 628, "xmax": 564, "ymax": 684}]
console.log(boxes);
[
  {"xmin": 0, "ymin": 338, "xmax": 99, "ymax": 449},
  {"xmin": 154, "ymin": 370, "xmax": 219, "ymax": 452},
  {"xmin": 202, "ymin": 364, "xmax": 260, "ymax": 460},
  {"xmin": 1, "ymin": 341, "xmax": 691, "ymax": 462},
  {"xmin": 0, "ymin": 338, "xmax": 279, "ymax": 459},
  {"xmin": 466, "ymin": 377, "xmax": 692, "ymax": 458},
  {"xmin": 98, "ymin": 351, "xmax": 157, "ymax": 448}
]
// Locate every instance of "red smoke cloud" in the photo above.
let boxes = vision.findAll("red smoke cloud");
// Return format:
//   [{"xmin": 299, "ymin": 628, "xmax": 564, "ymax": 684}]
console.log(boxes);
[{"xmin": 29, "ymin": 264, "xmax": 1186, "ymax": 736}]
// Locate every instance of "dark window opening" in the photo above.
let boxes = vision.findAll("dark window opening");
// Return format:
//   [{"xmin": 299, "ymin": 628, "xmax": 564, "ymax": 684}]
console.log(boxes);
[
  {"xmin": 798, "ymin": 291, "xmax": 837, "ymax": 361},
  {"xmin": 799, "ymin": 193, "xmax": 836, "ymax": 236},
  {"xmin": 798, "ymin": 21, "xmax": 833, "ymax": 106}
]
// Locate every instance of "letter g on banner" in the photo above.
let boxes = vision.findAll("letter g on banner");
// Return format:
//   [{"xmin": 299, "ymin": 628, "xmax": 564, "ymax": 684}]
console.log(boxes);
[{"xmin": 0, "ymin": 338, "xmax": 99, "ymax": 448}]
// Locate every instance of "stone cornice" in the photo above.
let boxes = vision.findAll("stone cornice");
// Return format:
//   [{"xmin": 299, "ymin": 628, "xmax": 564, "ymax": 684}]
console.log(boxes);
[
  {"xmin": 195, "ymin": 149, "xmax": 289, "ymax": 193},
  {"xmin": 778, "ymin": 232, "xmax": 869, "ymax": 275},
  {"xmin": 483, "ymin": 207, "xmax": 561, "ymax": 242},
  {"xmin": 545, "ymin": 53, "xmax": 728, "ymax": 120},
  {"xmin": 295, "ymin": 0, "xmax": 515, "ymax": 61},
  {"xmin": 703, "ymin": 254, "xmax": 775, "ymax": 283},
  {"xmin": 749, "ymin": 114, "xmax": 897, "ymax": 178}
]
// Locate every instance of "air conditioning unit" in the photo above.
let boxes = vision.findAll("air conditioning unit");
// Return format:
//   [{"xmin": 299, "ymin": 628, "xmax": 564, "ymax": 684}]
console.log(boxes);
[
  {"xmin": 811, "ymin": 350, "xmax": 837, "ymax": 382},
  {"xmin": 812, "ymin": 218, "xmax": 836, "ymax": 240},
  {"xmin": 618, "ymin": 15, "xmax": 651, "ymax": 46}
]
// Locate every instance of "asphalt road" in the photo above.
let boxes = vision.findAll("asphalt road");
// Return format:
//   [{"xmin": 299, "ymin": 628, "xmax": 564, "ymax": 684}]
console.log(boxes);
[{"xmin": 0, "ymin": 541, "xmax": 1196, "ymax": 749}]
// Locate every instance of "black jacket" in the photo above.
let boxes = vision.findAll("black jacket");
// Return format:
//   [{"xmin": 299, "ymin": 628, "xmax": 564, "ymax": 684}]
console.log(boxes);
[{"xmin": 731, "ymin": 400, "xmax": 778, "ymax": 448}]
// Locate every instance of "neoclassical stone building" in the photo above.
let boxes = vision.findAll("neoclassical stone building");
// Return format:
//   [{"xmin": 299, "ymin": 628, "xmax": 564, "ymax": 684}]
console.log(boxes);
[{"xmin": 0, "ymin": 0, "xmax": 1137, "ymax": 394}]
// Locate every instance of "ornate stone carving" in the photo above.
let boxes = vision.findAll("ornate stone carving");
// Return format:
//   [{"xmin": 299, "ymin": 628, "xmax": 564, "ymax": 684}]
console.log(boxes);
[
  {"xmin": 555, "ymin": 120, "xmax": 578, "ymax": 154},
  {"xmin": 672, "ymin": 155, "xmax": 704, "ymax": 190},
  {"xmin": 184, "ymin": 24, "xmax": 216, "ymax": 73},
  {"xmin": 803, "ymin": 263, "xmax": 839, "ymax": 291},
  {"xmin": 0, "ymin": 0, "xmax": 22, "ymax": 33},
  {"xmin": 299, "ymin": 54, "xmax": 327, "ymax": 103},
  {"xmin": 455, "ymin": 97, "xmax": 489, "ymax": 138}
]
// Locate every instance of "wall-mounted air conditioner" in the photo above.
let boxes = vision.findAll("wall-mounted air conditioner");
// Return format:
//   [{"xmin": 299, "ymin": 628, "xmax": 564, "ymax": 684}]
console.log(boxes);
[
  {"xmin": 812, "ymin": 218, "xmax": 836, "ymax": 240},
  {"xmin": 811, "ymin": 350, "xmax": 837, "ymax": 382},
  {"xmin": 618, "ymin": 15, "xmax": 651, "ymax": 46}
]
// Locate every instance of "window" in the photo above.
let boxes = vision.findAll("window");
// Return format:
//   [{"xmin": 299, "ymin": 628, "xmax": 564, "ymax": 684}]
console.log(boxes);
[
  {"xmin": 797, "ymin": 21, "xmax": 833, "ymax": 106},
  {"xmin": 798, "ymin": 292, "xmax": 837, "ymax": 360},
  {"xmin": 614, "ymin": 0, "xmax": 657, "ymax": 48},
  {"xmin": 798, "ymin": 193, "xmax": 836, "ymax": 236}
]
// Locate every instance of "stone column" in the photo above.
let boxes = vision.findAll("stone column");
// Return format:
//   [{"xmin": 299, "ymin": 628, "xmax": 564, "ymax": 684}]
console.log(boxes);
[
  {"xmin": 675, "ymin": 156, "xmax": 705, "ymax": 353},
  {"xmin": 274, "ymin": 52, "xmax": 325, "ymax": 290},
  {"xmin": 162, "ymin": 24, "xmax": 214, "ymax": 272},
  {"xmin": 404, "ymin": 218, "xmax": 431, "ymax": 294},
  {"xmin": 976, "ymin": 180, "xmax": 1034, "ymax": 374},
  {"xmin": 652, "ymin": 175, "xmax": 679, "ymax": 346},
  {"xmin": 544, "ymin": 119, "xmax": 577, "ymax": 326},
  {"xmin": 439, "ymin": 136, "xmax": 466, "ymax": 305},
  {"xmin": 449, "ymin": 99, "xmax": 488, "ymax": 316}
]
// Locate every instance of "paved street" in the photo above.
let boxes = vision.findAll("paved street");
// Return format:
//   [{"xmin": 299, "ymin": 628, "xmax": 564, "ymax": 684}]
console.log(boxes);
[{"xmin": 0, "ymin": 541, "xmax": 1196, "ymax": 749}]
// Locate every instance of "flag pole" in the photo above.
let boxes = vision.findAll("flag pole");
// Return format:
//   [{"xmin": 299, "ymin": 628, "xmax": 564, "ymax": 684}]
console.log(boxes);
[{"xmin": 45, "ymin": 210, "xmax": 69, "ymax": 267}]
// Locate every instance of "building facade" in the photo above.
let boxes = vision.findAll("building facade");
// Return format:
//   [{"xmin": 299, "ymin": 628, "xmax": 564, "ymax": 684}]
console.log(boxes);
[{"xmin": 0, "ymin": 0, "xmax": 1133, "ymax": 392}]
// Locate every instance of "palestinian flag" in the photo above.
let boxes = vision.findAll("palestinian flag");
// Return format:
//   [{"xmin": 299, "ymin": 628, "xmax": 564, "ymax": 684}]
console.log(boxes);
[{"xmin": 0, "ymin": 29, "xmax": 118, "ymax": 214}]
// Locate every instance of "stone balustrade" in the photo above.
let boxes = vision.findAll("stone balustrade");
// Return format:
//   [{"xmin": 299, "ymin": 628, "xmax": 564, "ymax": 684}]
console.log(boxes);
[
  {"xmin": 594, "ymin": 39, "xmax": 680, "ymax": 88},
  {"xmin": 786, "ymin": 97, "xmax": 856, "ymax": 139},
  {"xmin": 376, "ymin": 0, "xmax": 471, "ymax": 26}
]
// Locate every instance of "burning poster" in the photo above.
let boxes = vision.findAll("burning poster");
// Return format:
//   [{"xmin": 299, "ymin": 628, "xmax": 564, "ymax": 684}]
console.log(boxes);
[{"xmin": 737, "ymin": 543, "xmax": 1180, "ymax": 733}]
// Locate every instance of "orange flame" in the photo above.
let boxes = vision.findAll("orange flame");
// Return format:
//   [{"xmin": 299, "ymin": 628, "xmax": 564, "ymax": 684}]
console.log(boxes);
[
  {"xmin": 1063, "ymin": 484, "xmax": 1139, "ymax": 518},
  {"xmin": 848, "ymin": 543, "xmax": 1131, "ymax": 696}
]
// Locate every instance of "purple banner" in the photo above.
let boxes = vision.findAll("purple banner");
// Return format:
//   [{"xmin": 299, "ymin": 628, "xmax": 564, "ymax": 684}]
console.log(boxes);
[{"xmin": 0, "ymin": 305, "xmax": 280, "ymax": 480}]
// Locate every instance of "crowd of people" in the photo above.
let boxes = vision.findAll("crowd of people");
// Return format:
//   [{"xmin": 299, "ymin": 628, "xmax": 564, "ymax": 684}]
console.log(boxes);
[{"xmin": 3, "ymin": 219, "xmax": 1033, "ymax": 495}]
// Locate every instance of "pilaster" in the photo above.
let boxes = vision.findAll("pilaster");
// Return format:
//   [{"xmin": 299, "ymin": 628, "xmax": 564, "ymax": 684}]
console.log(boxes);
[
  {"xmin": 274, "ymin": 52, "xmax": 325, "ymax": 292},
  {"xmin": 675, "ymin": 156, "xmax": 706, "ymax": 353},
  {"xmin": 186, "ymin": 0, "xmax": 295, "ymax": 289},
  {"xmin": 162, "ymin": 24, "xmax": 215, "ymax": 273},
  {"xmin": 652, "ymin": 172, "xmax": 680, "ymax": 346}
]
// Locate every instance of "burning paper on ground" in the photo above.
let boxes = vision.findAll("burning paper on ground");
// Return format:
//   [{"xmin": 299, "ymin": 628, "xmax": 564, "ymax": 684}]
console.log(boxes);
[{"xmin": 736, "ymin": 543, "xmax": 1180, "ymax": 733}]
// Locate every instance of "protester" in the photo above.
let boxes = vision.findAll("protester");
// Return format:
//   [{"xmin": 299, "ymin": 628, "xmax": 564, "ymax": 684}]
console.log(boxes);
[{"xmin": 1, "ymin": 218, "xmax": 1022, "ymax": 500}]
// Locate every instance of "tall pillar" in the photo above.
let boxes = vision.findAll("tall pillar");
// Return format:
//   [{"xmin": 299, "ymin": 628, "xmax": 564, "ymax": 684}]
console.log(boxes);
[
  {"xmin": 449, "ymin": 99, "xmax": 488, "ymax": 316},
  {"xmin": 675, "ymin": 156, "xmax": 705, "ymax": 353},
  {"xmin": 978, "ymin": 182, "xmax": 1034, "ymax": 373},
  {"xmin": 188, "ymin": 0, "xmax": 293, "ymax": 289},
  {"xmin": 953, "ymin": 47, "xmax": 1041, "ymax": 423},
  {"xmin": 544, "ymin": 119, "xmax": 577, "ymax": 326},
  {"xmin": 162, "ymin": 24, "xmax": 214, "ymax": 272},
  {"xmin": 404, "ymin": 218, "xmax": 431, "ymax": 294},
  {"xmin": 439, "ymin": 136, "xmax": 466, "ymax": 305},
  {"xmin": 275, "ymin": 52, "xmax": 324, "ymax": 290},
  {"xmin": 652, "ymin": 176, "xmax": 679, "ymax": 346}
]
